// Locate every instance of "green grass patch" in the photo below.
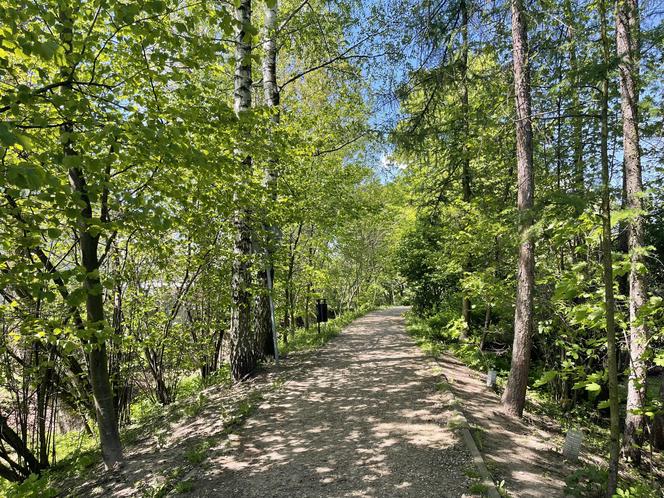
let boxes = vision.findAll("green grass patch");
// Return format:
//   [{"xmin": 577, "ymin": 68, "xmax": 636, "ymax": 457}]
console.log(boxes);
[{"xmin": 175, "ymin": 479, "xmax": 194, "ymax": 494}]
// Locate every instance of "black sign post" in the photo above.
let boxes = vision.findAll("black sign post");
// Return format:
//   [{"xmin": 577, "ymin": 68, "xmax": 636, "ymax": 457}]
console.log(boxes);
[{"xmin": 316, "ymin": 298, "xmax": 328, "ymax": 334}]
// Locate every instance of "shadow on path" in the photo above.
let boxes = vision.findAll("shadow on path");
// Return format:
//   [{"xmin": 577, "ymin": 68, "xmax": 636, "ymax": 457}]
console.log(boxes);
[
  {"xmin": 189, "ymin": 307, "xmax": 472, "ymax": 497},
  {"xmin": 437, "ymin": 353, "xmax": 576, "ymax": 497}
]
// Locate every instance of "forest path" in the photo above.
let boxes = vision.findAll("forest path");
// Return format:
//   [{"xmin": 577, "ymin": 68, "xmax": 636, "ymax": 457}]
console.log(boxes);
[{"xmin": 187, "ymin": 307, "xmax": 473, "ymax": 497}]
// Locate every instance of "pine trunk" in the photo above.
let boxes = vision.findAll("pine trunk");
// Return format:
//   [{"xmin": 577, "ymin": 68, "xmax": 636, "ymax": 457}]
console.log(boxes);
[
  {"xmin": 653, "ymin": 371, "xmax": 664, "ymax": 450},
  {"xmin": 502, "ymin": 0, "xmax": 535, "ymax": 418},
  {"xmin": 600, "ymin": 1, "xmax": 621, "ymax": 492},
  {"xmin": 616, "ymin": 0, "xmax": 647, "ymax": 465},
  {"xmin": 459, "ymin": 0, "xmax": 472, "ymax": 337}
]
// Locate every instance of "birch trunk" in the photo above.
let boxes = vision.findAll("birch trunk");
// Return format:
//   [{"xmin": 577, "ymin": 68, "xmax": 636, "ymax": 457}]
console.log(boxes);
[
  {"xmin": 230, "ymin": 0, "xmax": 257, "ymax": 381},
  {"xmin": 254, "ymin": 0, "xmax": 281, "ymax": 359}
]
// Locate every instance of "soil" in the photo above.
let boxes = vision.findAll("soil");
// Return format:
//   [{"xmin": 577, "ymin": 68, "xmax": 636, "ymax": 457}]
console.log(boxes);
[
  {"xmin": 436, "ymin": 353, "xmax": 578, "ymax": 497},
  {"xmin": 184, "ymin": 306, "xmax": 473, "ymax": 497},
  {"xmin": 63, "ymin": 308, "xmax": 476, "ymax": 497},
  {"xmin": 63, "ymin": 307, "xmax": 581, "ymax": 498}
]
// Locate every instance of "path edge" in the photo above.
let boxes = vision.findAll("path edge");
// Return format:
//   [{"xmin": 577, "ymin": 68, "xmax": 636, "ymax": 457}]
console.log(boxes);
[
  {"xmin": 436, "ymin": 364, "xmax": 501, "ymax": 498},
  {"xmin": 459, "ymin": 425, "xmax": 501, "ymax": 498}
]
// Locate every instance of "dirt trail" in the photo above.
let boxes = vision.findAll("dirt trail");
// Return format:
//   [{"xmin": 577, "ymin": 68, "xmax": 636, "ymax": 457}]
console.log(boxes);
[
  {"xmin": 437, "ymin": 353, "xmax": 576, "ymax": 497},
  {"xmin": 187, "ymin": 307, "xmax": 473, "ymax": 497}
]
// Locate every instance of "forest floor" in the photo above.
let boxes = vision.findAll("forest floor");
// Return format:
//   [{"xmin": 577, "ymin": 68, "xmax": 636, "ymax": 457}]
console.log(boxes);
[{"xmin": 434, "ymin": 353, "xmax": 578, "ymax": 497}]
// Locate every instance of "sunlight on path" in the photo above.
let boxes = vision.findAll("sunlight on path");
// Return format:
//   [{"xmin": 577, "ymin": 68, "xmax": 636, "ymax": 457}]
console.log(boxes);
[{"xmin": 190, "ymin": 307, "xmax": 472, "ymax": 497}]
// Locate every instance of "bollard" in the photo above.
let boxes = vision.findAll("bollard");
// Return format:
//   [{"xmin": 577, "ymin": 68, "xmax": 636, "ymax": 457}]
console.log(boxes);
[
  {"xmin": 562, "ymin": 428, "xmax": 583, "ymax": 461},
  {"xmin": 486, "ymin": 369, "xmax": 497, "ymax": 388}
]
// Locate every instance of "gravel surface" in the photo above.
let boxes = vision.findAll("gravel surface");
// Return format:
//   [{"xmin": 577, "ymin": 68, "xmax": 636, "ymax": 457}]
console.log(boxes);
[{"xmin": 188, "ymin": 307, "xmax": 473, "ymax": 497}]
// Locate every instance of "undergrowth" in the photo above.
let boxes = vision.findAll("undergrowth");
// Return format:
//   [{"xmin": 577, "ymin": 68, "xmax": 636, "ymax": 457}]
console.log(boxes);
[
  {"xmin": 0, "ymin": 306, "xmax": 374, "ymax": 497},
  {"xmin": 405, "ymin": 311, "xmax": 663, "ymax": 497}
]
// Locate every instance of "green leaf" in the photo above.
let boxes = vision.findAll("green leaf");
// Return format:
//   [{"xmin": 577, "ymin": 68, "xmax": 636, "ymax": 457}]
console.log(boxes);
[
  {"xmin": 63, "ymin": 155, "xmax": 82, "ymax": 169},
  {"xmin": 7, "ymin": 166, "xmax": 44, "ymax": 189},
  {"xmin": 65, "ymin": 287, "xmax": 87, "ymax": 307},
  {"xmin": 533, "ymin": 370, "xmax": 557, "ymax": 388},
  {"xmin": 34, "ymin": 39, "xmax": 59, "ymax": 60},
  {"xmin": 0, "ymin": 122, "xmax": 17, "ymax": 146},
  {"xmin": 655, "ymin": 353, "xmax": 664, "ymax": 367}
]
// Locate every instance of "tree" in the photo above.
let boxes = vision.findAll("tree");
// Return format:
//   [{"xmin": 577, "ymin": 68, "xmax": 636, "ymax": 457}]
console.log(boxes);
[
  {"xmin": 599, "ymin": 0, "xmax": 621, "ymax": 491},
  {"xmin": 253, "ymin": 0, "xmax": 281, "ymax": 360},
  {"xmin": 229, "ymin": 0, "xmax": 258, "ymax": 381},
  {"xmin": 459, "ymin": 0, "xmax": 472, "ymax": 337},
  {"xmin": 616, "ymin": 0, "xmax": 648, "ymax": 465},
  {"xmin": 54, "ymin": 3, "xmax": 123, "ymax": 469},
  {"xmin": 501, "ymin": 0, "xmax": 535, "ymax": 418}
]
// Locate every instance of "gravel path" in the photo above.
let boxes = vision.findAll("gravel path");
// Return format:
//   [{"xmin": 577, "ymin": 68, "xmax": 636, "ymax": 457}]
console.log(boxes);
[{"xmin": 189, "ymin": 307, "xmax": 472, "ymax": 497}]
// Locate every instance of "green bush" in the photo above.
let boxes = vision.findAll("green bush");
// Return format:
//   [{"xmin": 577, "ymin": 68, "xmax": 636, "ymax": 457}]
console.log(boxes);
[
  {"xmin": 565, "ymin": 466, "xmax": 608, "ymax": 498},
  {"xmin": 3, "ymin": 474, "xmax": 58, "ymax": 498}
]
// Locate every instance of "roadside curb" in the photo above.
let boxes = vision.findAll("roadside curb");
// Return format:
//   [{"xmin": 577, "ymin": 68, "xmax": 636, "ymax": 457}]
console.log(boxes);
[
  {"xmin": 437, "ymin": 367, "xmax": 501, "ymax": 498},
  {"xmin": 459, "ymin": 425, "xmax": 501, "ymax": 498}
]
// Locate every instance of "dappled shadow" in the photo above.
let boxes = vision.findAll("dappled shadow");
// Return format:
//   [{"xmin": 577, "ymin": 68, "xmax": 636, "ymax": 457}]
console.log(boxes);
[
  {"xmin": 186, "ymin": 308, "xmax": 472, "ymax": 497},
  {"xmin": 62, "ymin": 360, "xmax": 282, "ymax": 497},
  {"xmin": 436, "ymin": 353, "xmax": 578, "ymax": 497},
  {"xmin": 63, "ymin": 309, "xmax": 475, "ymax": 497}
]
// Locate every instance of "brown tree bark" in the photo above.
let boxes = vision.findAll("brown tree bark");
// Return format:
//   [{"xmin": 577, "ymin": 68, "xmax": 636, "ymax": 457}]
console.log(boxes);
[
  {"xmin": 564, "ymin": 0, "xmax": 584, "ymax": 195},
  {"xmin": 59, "ymin": 5, "xmax": 123, "ymax": 468},
  {"xmin": 459, "ymin": 0, "xmax": 472, "ymax": 338},
  {"xmin": 229, "ymin": 0, "xmax": 258, "ymax": 381},
  {"xmin": 653, "ymin": 371, "xmax": 664, "ymax": 450},
  {"xmin": 0, "ymin": 411, "xmax": 44, "ymax": 481},
  {"xmin": 616, "ymin": 0, "xmax": 648, "ymax": 465},
  {"xmin": 501, "ymin": 0, "xmax": 535, "ymax": 418},
  {"xmin": 599, "ymin": 1, "xmax": 621, "ymax": 492}
]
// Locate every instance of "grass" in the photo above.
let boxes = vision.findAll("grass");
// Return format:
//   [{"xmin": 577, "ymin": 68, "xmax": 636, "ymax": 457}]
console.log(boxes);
[
  {"xmin": 405, "ymin": 312, "xmax": 509, "ymax": 374},
  {"xmin": 184, "ymin": 441, "xmax": 211, "ymax": 465},
  {"xmin": 174, "ymin": 479, "xmax": 194, "ymax": 493},
  {"xmin": 468, "ymin": 482, "xmax": 489, "ymax": 494}
]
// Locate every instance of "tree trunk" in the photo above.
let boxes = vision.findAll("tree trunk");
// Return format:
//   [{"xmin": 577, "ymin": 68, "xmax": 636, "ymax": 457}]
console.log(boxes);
[
  {"xmin": 59, "ymin": 5, "xmax": 122, "ymax": 468},
  {"xmin": 599, "ymin": 1, "xmax": 621, "ymax": 492},
  {"xmin": 501, "ymin": 0, "xmax": 535, "ymax": 418},
  {"xmin": 653, "ymin": 371, "xmax": 664, "ymax": 450},
  {"xmin": 616, "ymin": 0, "xmax": 647, "ymax": 465},
  {"xmin": 111, "ymin": 285, "xmax": 130, "ymax": 425},
  {"xmin": 254, "ymin": 0, "xmax": 281, "ymax": 360},
  {"xmin": 77, "ymin": 186, "xmax": 124, "ymax": 466},
  {"xmin": 479, "ymin": 305, "xmax": 491, "ymax": 351},
  {"xmin": 229, "ymin": 0, "xmax": 257, "ymax": 381},
  {"xmin": 564, "ymin": 0, "xmax": 584, "ymax": 195},
  {"xmin": 0, "ymin": 411, "xmax": 44, "ymax": 480},
  {"xmin": 459, "ymin": 0, "xmax": 472, "ymax": 338}
]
